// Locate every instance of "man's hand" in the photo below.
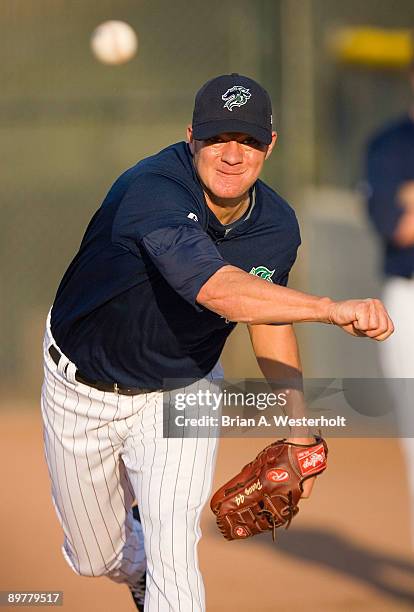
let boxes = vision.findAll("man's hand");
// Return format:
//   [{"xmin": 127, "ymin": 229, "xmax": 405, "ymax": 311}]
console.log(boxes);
[
  {"xmin": 328, "ymin": 298, "xmax": 394, "ymax": 341},
  {"xmin": 392, "ymin": 182, "xmax": 414, "ymax": 247},
  {"xmin": 397, "ymin": 180, "xmax": 414, "ymax": 211},
  {"xmin": 392, "ymin": 181, "xmax": 414, "ymax": 249},
  {"xmin": 393, "ymin": 210, "xmax": 414, "ymax": 247}
]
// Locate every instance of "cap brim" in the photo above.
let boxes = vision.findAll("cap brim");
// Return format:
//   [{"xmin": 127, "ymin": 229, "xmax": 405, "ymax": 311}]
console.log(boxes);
[{"xmin": 192, "ymin": 119, "xmax": 272, "ymax": 145}]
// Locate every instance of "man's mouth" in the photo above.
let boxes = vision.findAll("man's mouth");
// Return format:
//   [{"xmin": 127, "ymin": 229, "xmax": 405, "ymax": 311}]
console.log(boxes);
[{"xmin": 216, "ymin": 169, "xmax": 246, "ymax": 176}]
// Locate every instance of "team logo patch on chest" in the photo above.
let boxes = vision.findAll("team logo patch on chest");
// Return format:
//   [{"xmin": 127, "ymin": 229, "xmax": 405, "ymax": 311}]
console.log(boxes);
[
  {"xmin": 222, "ymin": 85, "xmax": 251, "ymax": 111},
  {"xmin": 249, "ymin": 265, "xmax": 275, "ymax": 282}
]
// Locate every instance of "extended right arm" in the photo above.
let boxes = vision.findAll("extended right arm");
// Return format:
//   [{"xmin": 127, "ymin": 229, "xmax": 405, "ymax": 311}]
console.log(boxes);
[
  {"xmin": 196, "ymin": 265, "xmax": 394, "ymax": 341},
  {"xmin": 197, "ymin": 265, "xmax": 331, "ymax": 324}
]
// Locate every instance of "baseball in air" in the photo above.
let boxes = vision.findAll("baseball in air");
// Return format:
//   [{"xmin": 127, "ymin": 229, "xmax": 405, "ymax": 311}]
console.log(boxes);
[{"xmin": 90, "ymin": 20, "xmax": 138, "ymax": 65}]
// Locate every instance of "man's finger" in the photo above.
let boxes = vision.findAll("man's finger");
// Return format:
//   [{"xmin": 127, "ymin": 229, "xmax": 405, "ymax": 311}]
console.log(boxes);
[
  {"xmin": 354, "ymin": 301, "xmax": 370, "ymax": 330},
  {"xmin": 373, "ymin": 317, "xmax": 395, "ymax": 341},
  {"xmin": 373, "ymin": 302, "xmax": 388, "ymax": 334},
  {"xmin": 301, "ymin": 476, "xmax": 316, "ymax": 498},
  {"xmin": 368, "ymin": 300, "xmax": 379, "ymax": 330}
]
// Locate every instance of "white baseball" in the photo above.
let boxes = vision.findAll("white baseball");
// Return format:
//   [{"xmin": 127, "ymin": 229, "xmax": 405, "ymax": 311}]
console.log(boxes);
[{"xmin": 90, "ymin": 20, "xmax": 138, "ymax": 65}]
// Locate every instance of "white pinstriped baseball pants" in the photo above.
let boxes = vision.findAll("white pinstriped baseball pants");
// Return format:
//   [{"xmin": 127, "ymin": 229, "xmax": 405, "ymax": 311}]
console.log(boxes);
[
  {"xmin": 41, "ymin": 316, "xmax": 220, "ymax": 611},
  {"xmin": 379, "ymin": 277, "xmax": 414, "ymax": 548}
]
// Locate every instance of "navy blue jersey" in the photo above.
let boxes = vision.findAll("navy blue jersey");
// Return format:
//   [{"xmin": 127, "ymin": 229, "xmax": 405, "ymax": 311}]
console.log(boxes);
[
  {"xmin": 366, "ymin": 115, "xmax": 414, "ymax": 278},
  {"xmin": 51, "ymin": 142, "xmax": 301, "ymax": 389}
]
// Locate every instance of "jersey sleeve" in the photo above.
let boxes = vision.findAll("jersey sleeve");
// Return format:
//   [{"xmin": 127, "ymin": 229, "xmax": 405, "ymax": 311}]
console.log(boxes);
[
  {"xmin": 112, "ymin": 172, "xmax": 228, "ymax": 309},
  {"xmin": 112, "ymin": 172, "xmax": 205, "ymax": 247},
  {"xmin": 142, "ymin": 226, "xmax": 227, "ymax": 309}
]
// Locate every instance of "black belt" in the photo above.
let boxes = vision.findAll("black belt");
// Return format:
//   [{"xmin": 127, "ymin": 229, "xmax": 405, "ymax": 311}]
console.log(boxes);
[{"xmin": 48, "ymin": 344, "xmax": 158, "ymax": 396}]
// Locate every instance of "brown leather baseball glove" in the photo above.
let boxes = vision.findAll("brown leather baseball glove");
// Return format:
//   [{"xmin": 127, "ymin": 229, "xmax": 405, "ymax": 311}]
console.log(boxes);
[{"xmin": 210, "ymin": 437, "xmax": 328, "ymax": 541}]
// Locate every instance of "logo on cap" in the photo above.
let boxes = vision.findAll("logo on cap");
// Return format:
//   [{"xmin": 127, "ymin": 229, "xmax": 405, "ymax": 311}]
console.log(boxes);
[{"xmin": 222, "ymin": 85, "xmax": 251, "ymax": 111}]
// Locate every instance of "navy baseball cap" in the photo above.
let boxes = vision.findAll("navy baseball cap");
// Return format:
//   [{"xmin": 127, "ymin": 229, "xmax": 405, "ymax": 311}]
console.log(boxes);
[{"xmin": 192, "ymin": 73, "xmax": 273, "ymax": 145}]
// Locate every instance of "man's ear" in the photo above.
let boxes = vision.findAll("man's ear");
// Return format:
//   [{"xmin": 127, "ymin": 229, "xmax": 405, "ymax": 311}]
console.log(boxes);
[
  {"xmin": 265, "ymin": 131, "xmax": 278, "ymax": 160},
  {"xmin": 187, "ymin": 125, "xmax": 195, "ymax": 154}
]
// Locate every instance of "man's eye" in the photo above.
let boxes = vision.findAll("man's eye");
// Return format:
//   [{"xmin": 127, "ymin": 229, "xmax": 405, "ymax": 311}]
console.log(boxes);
[
  {"xmin": 206, "ymin": 137, "xmax": 223, "ymax": 144},
  {"xmin": 242, "ymin": 137, "xmax": 259, "ymax": 146}
]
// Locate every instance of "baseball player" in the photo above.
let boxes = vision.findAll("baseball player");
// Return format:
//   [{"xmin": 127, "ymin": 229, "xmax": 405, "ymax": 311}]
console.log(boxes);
[
  {"xmin": 365, "ymin": 61, "xmax": 414, "ymax": 546},
  {"xmin": 41, "ymin": 73, "xmax": 393, "ymax": 612}
]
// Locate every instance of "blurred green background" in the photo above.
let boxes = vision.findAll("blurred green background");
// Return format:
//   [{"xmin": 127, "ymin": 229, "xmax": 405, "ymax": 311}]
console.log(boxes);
[{"xmin": 2, "ymin": 0, "xmax": 414, "ymax": 394}]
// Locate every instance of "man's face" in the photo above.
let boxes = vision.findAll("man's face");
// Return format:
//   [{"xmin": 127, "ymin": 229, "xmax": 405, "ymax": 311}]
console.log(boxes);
[{"xmin": 187, "ymin": 128, "xmax": 277, "ymax": 202}]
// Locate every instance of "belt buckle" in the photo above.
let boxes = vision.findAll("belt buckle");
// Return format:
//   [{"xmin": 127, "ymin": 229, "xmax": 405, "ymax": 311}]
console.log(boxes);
[{"xmin": 113, "ymin": 383, "xmax": 120, "ymax": 394}]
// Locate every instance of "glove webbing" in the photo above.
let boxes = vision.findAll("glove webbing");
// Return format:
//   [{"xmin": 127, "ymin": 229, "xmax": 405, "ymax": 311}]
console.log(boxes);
[{"xmin": 257, "ymin": 491, "xmax": 296, "ymax": 541}]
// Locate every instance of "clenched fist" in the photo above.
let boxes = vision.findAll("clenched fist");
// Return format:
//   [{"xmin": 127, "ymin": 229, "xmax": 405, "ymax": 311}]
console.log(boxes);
[{"xmin": 328, "ymin": 298, "xmax": 394, "ymax": 341}]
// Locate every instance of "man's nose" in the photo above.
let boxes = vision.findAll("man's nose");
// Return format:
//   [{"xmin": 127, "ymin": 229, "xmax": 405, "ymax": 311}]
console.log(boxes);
[{"xmin": 221, "ymin": 140, "xmax": 243, "ymax": 165}]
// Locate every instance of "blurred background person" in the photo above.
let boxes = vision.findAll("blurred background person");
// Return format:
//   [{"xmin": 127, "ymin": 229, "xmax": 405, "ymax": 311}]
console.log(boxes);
[{"xmin": 365, "ymin": 59, "xmax": 414, "ymax": 548}]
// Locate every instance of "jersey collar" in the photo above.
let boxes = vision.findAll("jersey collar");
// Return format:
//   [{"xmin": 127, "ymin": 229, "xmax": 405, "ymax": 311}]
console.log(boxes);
[{"xmin": 206, "ymin": 185, "xmax": 259, "ymax": 240}]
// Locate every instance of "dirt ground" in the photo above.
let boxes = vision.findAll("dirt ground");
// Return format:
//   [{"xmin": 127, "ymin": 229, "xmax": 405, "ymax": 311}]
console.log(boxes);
[{"xmin": 1, "ymin": 405, "xmax": 414, "ymax": 612}]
